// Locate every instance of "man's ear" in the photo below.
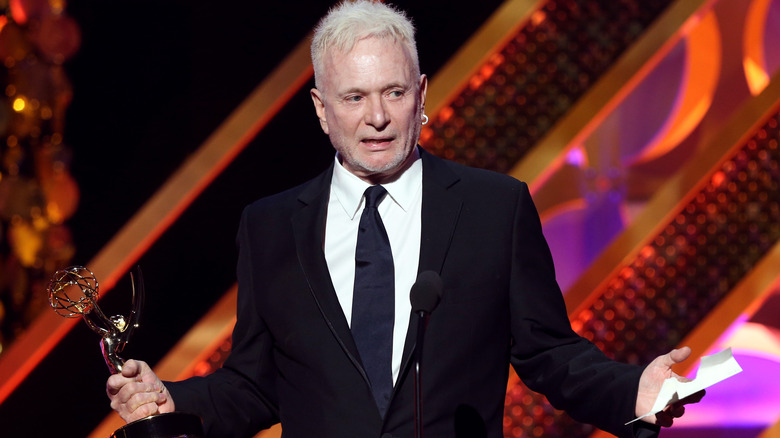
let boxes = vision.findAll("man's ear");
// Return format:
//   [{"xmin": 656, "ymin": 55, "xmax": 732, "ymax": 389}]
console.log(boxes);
[
  {"xmin": 418, "ymin": 74, "xmax": 428, "ymax": 109},
  {"xmin": 310, "ymin": 88, "xmax": 329, "ymax": 134}
]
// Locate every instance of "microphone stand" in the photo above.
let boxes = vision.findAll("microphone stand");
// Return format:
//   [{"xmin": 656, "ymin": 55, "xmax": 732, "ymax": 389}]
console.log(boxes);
[
  {"xmin": 413, "ymin": 309, "xmax": 428, "ymax": 438},
  {"xmin": 409, "ymin": 270, "xmax": 442, "ymax": 438}
]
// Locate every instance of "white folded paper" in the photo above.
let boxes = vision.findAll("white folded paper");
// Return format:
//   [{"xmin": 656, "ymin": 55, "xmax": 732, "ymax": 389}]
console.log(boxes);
[{"xmin": 626, "ymin": 347, "xmax": 742, "ymax": 425}]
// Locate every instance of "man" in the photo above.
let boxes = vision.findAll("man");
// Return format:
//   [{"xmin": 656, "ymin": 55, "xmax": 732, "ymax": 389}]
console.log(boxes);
[{"xmin": 107, "ymin": 1, "xmax": 702, "ymax": 437}]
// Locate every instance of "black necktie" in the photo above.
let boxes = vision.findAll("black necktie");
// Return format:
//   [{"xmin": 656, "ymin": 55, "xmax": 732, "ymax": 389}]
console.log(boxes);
[{"xmin": 352, "ymin": 185, "xmax": 395, "ymax": 417}]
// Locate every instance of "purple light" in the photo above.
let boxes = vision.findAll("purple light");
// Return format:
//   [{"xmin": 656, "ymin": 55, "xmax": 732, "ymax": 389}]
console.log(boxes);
[{"xmin": 674, "ymin": 351, "xmax": 780, "ymax": 428}]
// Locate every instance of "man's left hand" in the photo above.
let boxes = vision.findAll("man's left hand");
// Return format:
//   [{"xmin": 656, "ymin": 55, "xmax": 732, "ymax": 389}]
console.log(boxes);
[{"xmin": 636, "ymin": 346, "xmax": 706, "ymax": 427}]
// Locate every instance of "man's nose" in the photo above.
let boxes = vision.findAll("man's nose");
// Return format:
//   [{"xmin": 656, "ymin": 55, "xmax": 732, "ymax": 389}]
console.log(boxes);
[{"xmin": 364, "ymin": 95, "xmax": 390, "ymax": 128}]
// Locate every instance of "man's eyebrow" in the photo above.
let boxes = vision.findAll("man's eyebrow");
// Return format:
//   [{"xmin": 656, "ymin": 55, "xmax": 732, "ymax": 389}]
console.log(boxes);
[
  {"xmin": 339, "ymin": 87, "xmax": 367, "ymax": 96},
  {"xmin": 383, "ymin": 82, "xmax": 412, "ymax": 93},
  {"xmin": 338, "ymin": 82, "xmax": 410, "ymax": 96},
  {"xmin": 383, "ymin": 82, "xmax": 408, "ymax": 89}
]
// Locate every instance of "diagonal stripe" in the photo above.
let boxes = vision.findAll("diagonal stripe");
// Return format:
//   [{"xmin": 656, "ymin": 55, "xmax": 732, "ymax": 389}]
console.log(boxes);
[
  {"xmin": 584, "ymin": 72, "xmax": 780, "ymax": 438},
  {"xmin": 566, "ymin": 69, "xmax": 780, "ymax": 322},
  {"xmin": 0, "ymin": 33, "xmax": 315, "ymax": 408},
  {"xmin": 424, "ymin": 0, "xmax": 544, "ymax": 115},
  {"xmin": 759, "ymin": 418, "xmax": 780, "ymax": 438},
  {"xmin": 508, "ymin": 0, "xmax": 717, "ymax": 192}
]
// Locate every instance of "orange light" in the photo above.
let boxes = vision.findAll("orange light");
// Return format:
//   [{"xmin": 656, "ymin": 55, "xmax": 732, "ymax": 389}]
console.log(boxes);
[
  {"xmin": 743, "ymin": 0, "xmax": 773, "ymax": 96},
  {"xmin": 711, "ymin": 170, "xmax": 726, "ymax": 187},
  {"xmin": 531, "ymin": 10, "xmax": 546, "ymax": 26},
  {"xmin": 9, "ymin": 0, "xmax": 29, "ymax": 25},
  {"xmin": 631, "ymin": 11, "xmax": 721, "ymax": 165},
  {"xmin": 439, "ymin": 106, "xmax": 454, "ymax": 123},
  {"xmin": 12, "ymin": 97, "xmax": 26, "ymax": 112}
]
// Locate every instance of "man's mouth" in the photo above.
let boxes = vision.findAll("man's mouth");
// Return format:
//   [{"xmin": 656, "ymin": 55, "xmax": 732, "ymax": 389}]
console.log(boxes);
[{"xmin": 361, "ymin": 137, "xmax": 394, "ymax": 147}]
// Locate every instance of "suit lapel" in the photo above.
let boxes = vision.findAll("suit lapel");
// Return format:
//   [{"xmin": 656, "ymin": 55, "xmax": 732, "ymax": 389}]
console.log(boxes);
[
  {"xmin": 291, "ymin": 166, "xmax": 370, "ymax": 386},
  {"xmin": 397, "ymin": 148, "xmax": 463, "ymax": 384},
  {"xmin": 416, "ymin": 149, "xmax": 463, "ymax": 275}
]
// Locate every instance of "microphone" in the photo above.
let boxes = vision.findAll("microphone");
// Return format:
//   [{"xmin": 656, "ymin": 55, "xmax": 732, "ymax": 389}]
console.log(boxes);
[
  {"xmin": 410, "ymin": 271, "xmax": 443, "ymax": 438},
  {"xmin": 410, "ymin": 271, "xmax": 443, "ymax": 315}
]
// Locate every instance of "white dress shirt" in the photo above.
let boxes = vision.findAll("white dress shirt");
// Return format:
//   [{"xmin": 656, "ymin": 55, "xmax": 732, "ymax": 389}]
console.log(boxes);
[{"xmin": 324, "ymin": 149, "xmax": 423, "ymax": 385}]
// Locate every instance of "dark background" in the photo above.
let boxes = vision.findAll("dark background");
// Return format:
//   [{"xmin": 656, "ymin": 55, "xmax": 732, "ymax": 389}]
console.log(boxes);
[{"xmin": 0, "ymin": 1, "xmax": 506, "ymax": 435}]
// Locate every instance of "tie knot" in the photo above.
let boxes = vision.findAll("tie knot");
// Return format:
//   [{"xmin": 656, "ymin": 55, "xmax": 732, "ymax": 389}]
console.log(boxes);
[{"xmin": 363, "ymin": 185, "xmax": 387, "ymax": 209}]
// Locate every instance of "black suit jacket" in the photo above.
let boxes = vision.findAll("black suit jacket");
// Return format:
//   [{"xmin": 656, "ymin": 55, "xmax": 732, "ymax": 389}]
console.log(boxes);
[{"xmin": 168, "ymin": 148, "xmax": 658, "ymax": 438}]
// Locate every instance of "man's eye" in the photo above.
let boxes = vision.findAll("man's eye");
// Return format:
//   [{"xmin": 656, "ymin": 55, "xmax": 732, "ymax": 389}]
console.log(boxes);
[
  {"xmin": 346, "ymin": 95, "xmax": 363, "ymax": 102},
  {"xmin": 388, "ymin": 90, "xmax": 404, "ymax": 98}
]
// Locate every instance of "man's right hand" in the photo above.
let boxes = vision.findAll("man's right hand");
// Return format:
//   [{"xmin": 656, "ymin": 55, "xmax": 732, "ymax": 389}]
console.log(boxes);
[{"xmin": 106, "ymin": 359, "xmax": 176, "ymax": 423}]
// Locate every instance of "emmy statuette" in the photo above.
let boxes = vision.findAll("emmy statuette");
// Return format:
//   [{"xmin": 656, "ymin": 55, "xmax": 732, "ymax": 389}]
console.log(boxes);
[{"xmin": 48, "ymin": 266, "xmax": 205, "ymax": 438}]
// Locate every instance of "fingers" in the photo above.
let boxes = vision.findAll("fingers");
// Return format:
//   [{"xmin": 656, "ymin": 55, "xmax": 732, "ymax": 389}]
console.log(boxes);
[
  {"xmin": 668, "ymin": 346, "xmax": 692, "ymax": 364},
  {"xmin": 108, "ymin": 381, "xmax": 168, "ymax": 422},
  {"xmin": 680, "ymin": 389, "xmax": 706, "ymax": 405},
  {"xmin": 636, "ymin": 347, "xmax": 701, "ymax": 427},
  {"xmin": 109, "ymin": 382, "xmax": 164, "ymax": 408},
  {"xmin": 657, "ymin": 346, "xmax": 691, "ymax": 369},
  {"xmin": 106, "ymin": 360, "xmax": 154, "ymax": 396},
  {"xmin": 654, "ymin": 410, "xmax": 674, "ymax": 428},
  {"xmin": 109, "ymin": 382, "xmax": 167, "ymax": 417},
  {"xmin": 107, "ymin": 374, "xmax": 164, "ymax": 399},
  {"xmin": 120, "ymin": 358, "xmax": 143, "ymax": 377},
  {"xmin": 106, "ymin": 359, "xmax": 169, "ymax": 423},
  {"xmin": 668, "ymin": 403, "xmax": 685, "ymax": 418},
  {"xmin": 651, "ymin": 398, "xmax": 688, "ymax": 428},
  {"xmin": 655, "ymin": 392, "xmax": 698, "ymax": 427},
  {"xmin": 648, "ymin": 388, "xmax": 704, "ymax": 429}
]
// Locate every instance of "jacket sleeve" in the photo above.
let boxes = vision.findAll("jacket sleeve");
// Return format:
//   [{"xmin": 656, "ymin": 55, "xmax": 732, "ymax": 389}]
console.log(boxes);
[
  {"xmin": 508, "ymin": 182, "xmax": 659, "ymax": 438},
  {"xmin": 167, "ymin": 207, "xmax": 279, "ymax": 438}
]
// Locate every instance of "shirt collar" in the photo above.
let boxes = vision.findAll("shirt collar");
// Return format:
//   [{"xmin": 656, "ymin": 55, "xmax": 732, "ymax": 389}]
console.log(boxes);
[{"xmin": 331, "ymin": 147, "xmax": 422, "ymax": 220}]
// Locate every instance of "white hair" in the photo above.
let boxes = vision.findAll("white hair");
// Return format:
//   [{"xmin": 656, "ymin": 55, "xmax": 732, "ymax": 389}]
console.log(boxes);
[{"xmin": 311, "ymin": 0, "xmax": 420, "ymax": 90}]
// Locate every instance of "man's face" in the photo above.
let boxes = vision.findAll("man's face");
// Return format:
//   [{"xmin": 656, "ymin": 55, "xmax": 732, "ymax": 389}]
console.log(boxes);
[{"xmin": 311, "ymin": 37, "xmax": 427, "ymax": 183}]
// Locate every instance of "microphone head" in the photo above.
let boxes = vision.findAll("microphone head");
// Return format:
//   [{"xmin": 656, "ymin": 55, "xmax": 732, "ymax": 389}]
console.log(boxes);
[{"xmin": 410, "ymin": 271, "xmax": 443, "ymax": 314}]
